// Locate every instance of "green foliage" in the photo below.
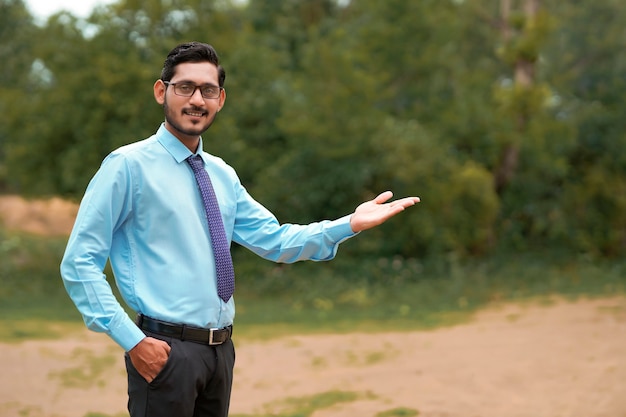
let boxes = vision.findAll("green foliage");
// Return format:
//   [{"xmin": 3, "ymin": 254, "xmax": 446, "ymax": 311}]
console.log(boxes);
[
  {"xmin": 497, "ymin": 10, "xmax": 553, "ymax": 65},
  {"xmin": 0, "ymin": 0, "xmax": 625, "ymax": 257},
  {"xmin": 0, "ymin": 0, "xmax": 38, "ymax": 191},
  {"xmin": 541, "ymin": 0, "xmax": 626, "ymax": 257}
]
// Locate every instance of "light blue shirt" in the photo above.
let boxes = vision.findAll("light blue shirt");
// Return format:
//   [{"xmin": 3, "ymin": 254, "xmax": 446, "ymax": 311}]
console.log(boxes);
[{"xmin": 60, "ymin": 124, "xmax": 356, "ymax": 351}]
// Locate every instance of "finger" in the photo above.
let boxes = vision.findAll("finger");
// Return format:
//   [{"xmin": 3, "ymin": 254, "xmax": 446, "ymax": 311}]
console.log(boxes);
[
  {"xmin": 400, "ymin": 196, "xmax": 420, "ymax": 206},
  {"xmin": 374, "ymin": 191, "xmax": 393, "ymax": 204},
  {"xmin": 389, "ymin": 197, "xmax": 420, "ymax": 208}
]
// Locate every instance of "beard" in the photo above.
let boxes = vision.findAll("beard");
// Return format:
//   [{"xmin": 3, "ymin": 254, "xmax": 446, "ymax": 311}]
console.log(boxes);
[{"xmin": 163, "ymin": 99, "xmax": 217, "ymax": 139}]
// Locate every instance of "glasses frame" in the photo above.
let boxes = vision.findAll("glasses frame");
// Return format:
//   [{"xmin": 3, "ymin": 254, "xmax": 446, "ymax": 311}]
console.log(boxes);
[{"xmin": 163, "ymin": 81, "xmax": 223, "ymax": 100}]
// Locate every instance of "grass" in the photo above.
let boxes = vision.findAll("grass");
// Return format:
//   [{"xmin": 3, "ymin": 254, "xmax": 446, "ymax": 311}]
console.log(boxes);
[
  {"xmin": 1, "ymin": 229, "xmax": 625, "ymax": 417},
  {"xmin": 230, "ymin": 390, "xmax": 364, "ymax": 417},
  {"xmin": 0, "ymin": 319, "xmax": 84, "ymax": 342},
  {"xmin": 230, "ymin": 248, "xmax": 626, "ymax": 340},
  {"xmin": 49, "ymin": 346, "xmax": 118, "ymax": 388},
  {"xmin": 376, "ymin": 408, "xmax": 420, "ymax": 417},
  {"xmin": 228, "ymin": 390, "xmax": 421, "ymax": 417},
  {"xmin": 1, "ymin": 228, "xmax": 625, "ymax": 343}
]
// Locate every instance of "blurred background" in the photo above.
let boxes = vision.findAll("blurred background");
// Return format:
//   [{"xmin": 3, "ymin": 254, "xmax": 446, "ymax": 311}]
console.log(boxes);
[
  {"xmin": 1, "ymin": 1, "xmax": 625, "ymax": 416},
  {"xmin": 0, "ymin": 0, "xmax": 625, "ymax": 334}
]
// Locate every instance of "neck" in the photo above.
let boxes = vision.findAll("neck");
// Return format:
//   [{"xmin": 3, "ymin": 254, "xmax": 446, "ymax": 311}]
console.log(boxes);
[
  {"xmin": 180, "ymin": 137, "xmax": 200, "ymax": 154},
  {"xmin": 164, "ymin": 123, "xmax": 200, "ymax": 153}
]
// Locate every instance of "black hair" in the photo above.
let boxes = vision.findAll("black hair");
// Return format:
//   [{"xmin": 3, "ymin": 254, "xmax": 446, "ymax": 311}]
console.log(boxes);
[{"xmin": 160, "ymin": 42, "xmax": 226, "ymax": 87}]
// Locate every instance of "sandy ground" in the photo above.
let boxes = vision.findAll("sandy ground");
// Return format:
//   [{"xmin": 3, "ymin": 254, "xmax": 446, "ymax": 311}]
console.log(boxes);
[
  {"xmin": 0, "ymin": 195, "xmax": 78, "ymax": 237},
  {"xmin": 2, "ymin": 196, "xmax": 626, "ymax": 417},
  {"xmin": 1, "ymin": 297, "xmax": 625, "ymax": 417}
]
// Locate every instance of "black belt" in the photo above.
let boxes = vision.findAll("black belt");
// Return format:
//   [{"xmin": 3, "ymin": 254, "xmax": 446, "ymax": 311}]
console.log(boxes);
[{"xmin": 137, "ymin": 315, "xmax": 232, "ymax": 346}]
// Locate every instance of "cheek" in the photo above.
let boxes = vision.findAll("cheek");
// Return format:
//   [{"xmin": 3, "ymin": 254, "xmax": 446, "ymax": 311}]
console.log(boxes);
[{"xmin": 163, "ymin": 97, "xmax": 181, "ymax": 114}]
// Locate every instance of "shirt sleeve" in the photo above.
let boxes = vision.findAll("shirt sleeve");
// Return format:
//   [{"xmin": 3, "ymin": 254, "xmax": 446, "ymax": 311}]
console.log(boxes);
[
  {"xmin": 60, "ymin": 153, "xmax": 145, "ymax": 351},
  {"xmin": 232, "ymin": 184, "xmax": 358, "ymax": 263}
]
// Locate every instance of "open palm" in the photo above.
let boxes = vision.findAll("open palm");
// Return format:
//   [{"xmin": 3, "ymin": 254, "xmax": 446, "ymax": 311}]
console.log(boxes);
[{"xmin": 350, "ymin": 191, "xmax": 420, "ymax": 232}]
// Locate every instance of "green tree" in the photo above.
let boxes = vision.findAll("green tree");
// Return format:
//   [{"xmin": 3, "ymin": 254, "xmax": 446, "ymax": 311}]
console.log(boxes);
[
  {"xmin": 1, "ymin": 0, "xmax": 624, "ymax": 258},
  {"xmin": 0, "ymin": 0, "xmax": 38, "ymax": 191},
  {"xmin": 544, "ymin": 0, "xmax": 626, "ymax": 256}
]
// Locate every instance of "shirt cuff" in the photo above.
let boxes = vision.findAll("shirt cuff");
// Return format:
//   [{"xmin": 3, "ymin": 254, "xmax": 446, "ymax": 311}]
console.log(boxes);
[
  {"xmin": 108, "ymin": 311, "xmax": 146, "ymax": 351},
  {"xmin": 325, "ymin": 214, "xmax": 359, "ymax": 243}
]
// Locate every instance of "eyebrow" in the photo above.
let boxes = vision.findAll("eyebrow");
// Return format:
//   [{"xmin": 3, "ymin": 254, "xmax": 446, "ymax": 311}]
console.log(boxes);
[{"xmin": 172, "ymin": 80, "xmax": 219, "ymax": 88}]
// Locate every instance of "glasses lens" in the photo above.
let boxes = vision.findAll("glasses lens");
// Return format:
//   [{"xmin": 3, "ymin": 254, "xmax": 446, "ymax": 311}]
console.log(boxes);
[
  {"xmin": 175, "ymin": 84, "xmax": 195, "ymax": 96},
  {"xmin": 201, "ymin": 86, "xmax": 220, "ymax": 99},
  {"xmin": 169, "ymin": 83, "xmax": 220, "ymax": 98}
]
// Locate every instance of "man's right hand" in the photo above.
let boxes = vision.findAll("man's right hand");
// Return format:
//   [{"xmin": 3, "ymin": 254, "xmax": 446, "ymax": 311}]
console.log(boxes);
[{"xmin": 128, "ymin": 336, "xmax": 172, "ymax": 383}]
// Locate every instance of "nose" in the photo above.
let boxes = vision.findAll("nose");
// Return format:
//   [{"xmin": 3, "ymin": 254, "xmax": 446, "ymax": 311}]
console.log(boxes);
[{"xmin": 189, "ymin": 87, "xmax": 205, "ymax": 105}]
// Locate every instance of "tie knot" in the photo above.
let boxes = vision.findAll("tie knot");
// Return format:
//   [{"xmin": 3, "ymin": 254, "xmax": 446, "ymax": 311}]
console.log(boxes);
[{"xmin": 187, "ymin": 155, "xmax": 204, "ymax": 172}]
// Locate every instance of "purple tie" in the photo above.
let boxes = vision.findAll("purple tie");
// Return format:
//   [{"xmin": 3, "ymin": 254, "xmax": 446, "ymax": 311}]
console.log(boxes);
[{"xmin": 187, "ymin": 155, "xmax": 235, "ymax": 302}]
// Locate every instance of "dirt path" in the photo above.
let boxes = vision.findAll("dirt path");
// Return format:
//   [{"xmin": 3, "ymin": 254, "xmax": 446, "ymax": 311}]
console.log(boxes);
[
  {"xmin": 0, "ymin": 195, "xmax": 78, "ymax": 237},
  {"xmin": 1, "ymin": 297, "xmax": 625, "ymax": 417}
]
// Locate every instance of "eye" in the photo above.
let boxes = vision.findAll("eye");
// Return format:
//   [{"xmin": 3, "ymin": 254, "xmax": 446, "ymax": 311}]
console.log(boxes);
[
  {"xmin": 177, "ymin": 84, "xmax": 195, "ymax": 94},
  {"xmin": 202, "ymin": 86, "xmax": 219, "ymax": 96}
]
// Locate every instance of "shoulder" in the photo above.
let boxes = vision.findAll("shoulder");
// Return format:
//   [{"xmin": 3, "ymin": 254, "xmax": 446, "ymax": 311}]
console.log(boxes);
[
  {"xmin": 202, "ymin": 152, "xmax": 243, "ymax": 190},
  {"xmin": 100, "ymin": 135, "xmax": 165, "ymax": 168},
  {"xmin": 203, "ymin": 152, "xmax": 237, "ymax": 175},
  {"xmin": 110, "ymin": 135, "xmax": 160, "ymax": 159}
]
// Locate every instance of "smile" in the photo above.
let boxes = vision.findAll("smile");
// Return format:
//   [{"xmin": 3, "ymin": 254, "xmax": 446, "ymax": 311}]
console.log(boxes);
[{"xmin": 184, "ymin": 110, "xmax": 206, "ymax": 117}]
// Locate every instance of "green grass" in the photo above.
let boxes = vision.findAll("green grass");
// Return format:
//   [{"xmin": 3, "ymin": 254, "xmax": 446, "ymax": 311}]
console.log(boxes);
[
  {"xmin": 0, "ymin": 319, "xmax": 84, "ymax": 342},
  {"xmin": 1, "ymin": 228, "xmax": 625, "ymax": 343},
  {"xmin": 231, "ymin": 249, "xmax": 626, "ymax": 339},
  {"xmin": 49, "ymin": 346, "xmax": 118, "ymax": 388},
  {"xmin": 0, "ymin": 231, "xmax": 81, "ymax": 322},
  {"xmin": 376, "ymin": 408, "xmax": 420, "ymax": 417},
  {"xmin": 230, "ymin": 390, "xmax": 363, "ymax": 417}
]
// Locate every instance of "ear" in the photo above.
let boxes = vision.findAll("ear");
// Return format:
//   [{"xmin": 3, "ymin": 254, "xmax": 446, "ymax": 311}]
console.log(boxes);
[
  {"xmin": 154, "ymin": 79, "xmax": 166, "ymax": 105},
  {"xmin": 217, "ymin": 87, "xmax": 226, "ymax": 112}
]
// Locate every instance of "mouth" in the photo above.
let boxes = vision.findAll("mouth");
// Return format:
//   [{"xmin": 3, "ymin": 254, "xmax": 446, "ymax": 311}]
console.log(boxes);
[{"xmin": 183, "ymin": 109, "xmax": 208, "ymax": 118}]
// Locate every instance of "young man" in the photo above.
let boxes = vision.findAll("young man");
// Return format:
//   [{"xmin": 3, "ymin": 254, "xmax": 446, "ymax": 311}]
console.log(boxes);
[{"xmin": 60, "ymin": 41, "xmax": 420, "ymax": 417}]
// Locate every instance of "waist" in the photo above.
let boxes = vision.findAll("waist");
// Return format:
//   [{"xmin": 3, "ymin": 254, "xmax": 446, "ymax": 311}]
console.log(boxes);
[{"xmin": 137, "ymin": 314, "xmax": 232, "ymax": 346}]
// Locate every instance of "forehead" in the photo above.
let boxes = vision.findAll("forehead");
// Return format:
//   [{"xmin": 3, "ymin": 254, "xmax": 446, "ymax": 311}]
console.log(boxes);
[{"xmin": 171, "ymin": 62, "xmax": 219, "ymax": 84}]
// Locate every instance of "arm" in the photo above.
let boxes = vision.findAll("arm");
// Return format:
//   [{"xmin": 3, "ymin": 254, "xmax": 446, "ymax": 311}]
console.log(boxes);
[
  {"xmin": 232, "ymin": 185, "xmax": 419, "ymax": 263},
  {"xmin": 61, "ymin": 153, "xmax": 173, "ymax": 382},
  {"xmin": 60, "ymin": 153, "xmax": 145, "ymax": 351}
]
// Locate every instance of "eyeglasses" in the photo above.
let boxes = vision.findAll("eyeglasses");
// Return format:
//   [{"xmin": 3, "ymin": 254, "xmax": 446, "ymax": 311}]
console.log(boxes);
[{"xmin": 163, "ymin": 82, "xmax": 222, "ymax": 99}]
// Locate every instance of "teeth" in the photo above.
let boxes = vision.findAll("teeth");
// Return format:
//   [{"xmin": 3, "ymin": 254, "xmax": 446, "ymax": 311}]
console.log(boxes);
[{"xmin": 186, "ymin": 111, "xmax": 204, "ymax": 117}]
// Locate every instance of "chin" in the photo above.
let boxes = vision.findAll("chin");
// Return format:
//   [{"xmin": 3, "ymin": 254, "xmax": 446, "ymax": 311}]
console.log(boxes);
[{"xmin": 168, "ymin": 119, "xmax": 214, "ymax": 138}]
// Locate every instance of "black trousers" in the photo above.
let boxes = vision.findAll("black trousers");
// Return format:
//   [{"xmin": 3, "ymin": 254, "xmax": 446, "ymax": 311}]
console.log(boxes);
[{"xmin": 125, "ymin": 331, "xmax": 235, "ymax": 417}]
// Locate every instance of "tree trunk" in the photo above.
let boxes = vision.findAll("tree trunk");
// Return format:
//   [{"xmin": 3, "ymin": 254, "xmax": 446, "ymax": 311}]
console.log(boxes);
[{"xmin": 494, "ymin": 0, "xmax": 539, "ymax": 194}]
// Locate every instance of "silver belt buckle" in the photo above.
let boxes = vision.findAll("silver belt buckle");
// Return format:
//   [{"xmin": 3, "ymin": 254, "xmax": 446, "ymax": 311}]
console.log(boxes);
[{"xmin": 208, "ymin": 328, "xmax": 219, "ymax": 345}]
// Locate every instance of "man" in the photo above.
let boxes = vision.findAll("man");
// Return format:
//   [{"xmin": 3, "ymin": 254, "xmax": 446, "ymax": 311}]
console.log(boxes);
[{"xmin": 60, "ymin": 41, "xmax": 420, "ymax": 417}]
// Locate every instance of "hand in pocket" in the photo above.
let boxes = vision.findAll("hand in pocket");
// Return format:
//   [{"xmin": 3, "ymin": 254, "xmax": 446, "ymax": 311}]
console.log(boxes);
[{"xmin": 128, "ymin": 337, "xmax": 172, "ymax": 383}]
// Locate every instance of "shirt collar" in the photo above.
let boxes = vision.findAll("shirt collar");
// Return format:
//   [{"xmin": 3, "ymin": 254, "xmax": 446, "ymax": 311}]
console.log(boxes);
[{"xmin": 155, "ymin": 123, "xmax": 207, "ymax": 164}]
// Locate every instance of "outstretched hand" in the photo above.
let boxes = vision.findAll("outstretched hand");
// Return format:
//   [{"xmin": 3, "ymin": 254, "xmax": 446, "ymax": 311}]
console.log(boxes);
[{"xmin": 350, "ymin": 191, "xmax": 420, "ymax": 233}]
